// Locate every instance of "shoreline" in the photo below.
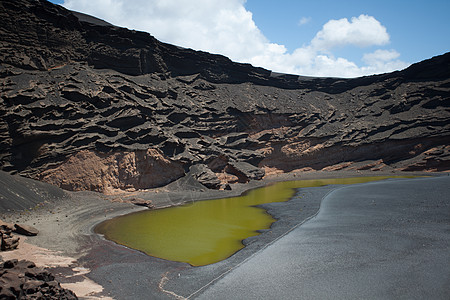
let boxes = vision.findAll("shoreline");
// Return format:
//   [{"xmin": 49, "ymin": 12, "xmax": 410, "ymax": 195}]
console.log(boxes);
[{"xmin": 0, "ymin": 170, "xmax": 445, "ymax": 299}]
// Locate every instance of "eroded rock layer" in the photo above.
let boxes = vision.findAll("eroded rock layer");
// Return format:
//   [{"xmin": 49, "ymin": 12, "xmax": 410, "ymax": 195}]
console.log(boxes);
[{"xmin": 1, "ymin": 0, "xmax": 449, "ymax": 192}]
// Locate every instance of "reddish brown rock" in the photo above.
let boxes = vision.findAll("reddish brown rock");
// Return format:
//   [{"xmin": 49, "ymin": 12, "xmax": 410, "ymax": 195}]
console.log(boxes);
[
  {"xmin": 0, "ymin": 233, "xmax": 20, "ymax": 251},
  {"xmin": 0, "ymin": 222, "xmax": 20, "ymax": 251},
  {"xmin": 39, "ymin": 149, "xmax": 185, "ymax": 193},
  {"xmin": 0, "ymin": 220, "xmax": 15, "ymax": 231}
]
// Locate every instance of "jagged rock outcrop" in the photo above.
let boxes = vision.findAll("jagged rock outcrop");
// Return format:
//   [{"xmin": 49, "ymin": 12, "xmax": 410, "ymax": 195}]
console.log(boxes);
[
  {"xmin": 0, "ymin": 0, "xmax": 449, "ymax": 192},
  {"xmin": 0, "ymin": 259, "xmax": 78, "ymax": 299},
  {"xmin": 0, "ymin": 222, "xmax": 20, "ymax": 251}
]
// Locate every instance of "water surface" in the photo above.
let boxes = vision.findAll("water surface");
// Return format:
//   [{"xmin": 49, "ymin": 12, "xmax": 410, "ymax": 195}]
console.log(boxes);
[{"xmin": 95, "ymin": 176, "xmax": 415, "ymax": 266}]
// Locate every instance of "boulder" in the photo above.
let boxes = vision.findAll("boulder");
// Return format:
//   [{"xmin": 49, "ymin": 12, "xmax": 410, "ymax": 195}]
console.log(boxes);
[
  {"xmin": 227, "ymin": 162, "xmax": 265, "ymax": 183},
  {"xmin": 190, "ymin": 164, "xmax": 222, "ymax": 189},
  {"xmin": 0, "ymin": 220, "xmax": 15, "ymax": 231},
  {"xmin": 225, "ymin": 133, "xmax": 249, "ymax": 144},
  {"xmin": 207, "ymin": 155, "xmax": 229, "ymax": 172},
  {"xmin": 221, "ymin": 183, "xmax": 232, "ymax": 190},
  {"xmin": 0, "ymin": 232, "xmax": 20, "ymax": 251},
  {"xmin": 14, "ymin": 224, "xmax": 39, "ymax": 236},
  {"xmin": 129, "ymin": 198, "xmax": 155, "ymax": 209},
  {"xmin": 0, "ymin": 224, "xmax": 20, "ymax": 251}
]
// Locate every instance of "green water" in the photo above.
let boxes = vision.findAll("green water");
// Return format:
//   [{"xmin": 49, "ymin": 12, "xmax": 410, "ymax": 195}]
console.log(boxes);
[{"xmin": 95, "ymin": 176, "xmax": 416, "ymax": 266}]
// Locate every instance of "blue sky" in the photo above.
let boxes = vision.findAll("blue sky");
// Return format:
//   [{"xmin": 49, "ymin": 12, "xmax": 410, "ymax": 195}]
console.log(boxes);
[
  {"xmin": 48, "ymin": 0, "xmax": 449, "ymax": 77},
  {"xmin": 245, "ymin": 0, "xmax": 450, "ymax": 66}
]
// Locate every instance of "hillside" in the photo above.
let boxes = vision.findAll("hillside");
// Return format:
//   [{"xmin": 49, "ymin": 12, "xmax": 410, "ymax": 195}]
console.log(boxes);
[{"xmin": 1, "ymin": 0, "xmax": 449, "ymax": 193}]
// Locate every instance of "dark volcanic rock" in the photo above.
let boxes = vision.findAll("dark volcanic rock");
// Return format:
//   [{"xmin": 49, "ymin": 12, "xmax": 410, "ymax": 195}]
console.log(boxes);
[
  {"xmin": 13, "ymin": 223, "xmax": 39, "ymax": 236},
  {"xmin": 0, "ymin": 222, "xmax": 19, "ymax": 251},
  {"xmin": 0, "ymin": 259, "xmax": 78, "ymax": 299},
  {"xmin": 227, "ymin": 162, "xmax": 265, "ymax": 183},
  {"xmin": 0, "ymin": 0, "xmax": 449, "ymax": 192},
  {"xmin": 189, "ymin": 164, "xmax": 222, "ymax": 189},
  {"xmin": 128, "ymin": 198, "xmax": 155, "ymax": 208}
]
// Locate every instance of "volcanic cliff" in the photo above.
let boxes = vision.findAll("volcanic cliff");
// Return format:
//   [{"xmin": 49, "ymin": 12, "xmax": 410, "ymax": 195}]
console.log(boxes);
[{"xmin": 1, "ymin": 0, "xmax": 449, "ymax": 193}]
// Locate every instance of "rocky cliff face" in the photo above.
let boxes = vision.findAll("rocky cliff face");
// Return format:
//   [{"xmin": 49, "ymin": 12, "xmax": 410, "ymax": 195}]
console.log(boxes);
[{"xmin": 1, "ymin": 0, "xmax": 449, "ymax": 192}]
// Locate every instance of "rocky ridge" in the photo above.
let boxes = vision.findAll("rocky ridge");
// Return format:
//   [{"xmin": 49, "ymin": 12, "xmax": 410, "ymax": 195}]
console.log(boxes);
[{"xmin": 1, "ymin": 0, "xmax": 449, "ymax": 193}]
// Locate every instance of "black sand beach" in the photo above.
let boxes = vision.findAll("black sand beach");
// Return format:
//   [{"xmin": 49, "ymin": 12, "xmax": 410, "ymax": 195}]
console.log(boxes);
[
  {"xmin": 3, "ymin": 171, "xmax": 448, "ymax": 299},
  {"xmin": 196, "ymin": 176, "xmax": 450, "ymax": 300}
]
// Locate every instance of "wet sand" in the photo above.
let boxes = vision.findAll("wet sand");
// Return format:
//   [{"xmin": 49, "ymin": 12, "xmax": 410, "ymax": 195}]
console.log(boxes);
[{"xmin": 0, "ymin": 171, "xmax": 448, "ymax": 299}]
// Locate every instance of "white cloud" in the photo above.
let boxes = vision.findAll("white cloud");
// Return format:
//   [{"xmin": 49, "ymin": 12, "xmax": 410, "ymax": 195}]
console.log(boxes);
[
  {"xmin": 311, "ymin": 15, "xmax": 390, "ymax": 50},
  {"xmin": 360, "ymin": 49, "xmax": 409, "ymax": 75},
  {"xmin": 362, "ymin": 49, "xmax": 400, "ymax": 64},
  {"xmin": 64, "ymin": 0, "xmax": 265, "ymax": 61},
  {"xmin": 298, "ymin": 17, "xmax": 311, "ymax": 26},
  {"xmin": 62, "ymin": 0, "xmax": 409, "ymax": 77}
]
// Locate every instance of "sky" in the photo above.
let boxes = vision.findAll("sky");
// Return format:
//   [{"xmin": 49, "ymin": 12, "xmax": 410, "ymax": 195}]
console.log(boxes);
[{"xmin": 48, "ymin": 0, "xmax": 449, "ymax": 78}]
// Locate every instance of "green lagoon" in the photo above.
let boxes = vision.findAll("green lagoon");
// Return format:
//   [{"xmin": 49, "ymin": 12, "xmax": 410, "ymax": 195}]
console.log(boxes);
[{"xmin": 95, "ymin": 176, "xmax": 416, "ymax": 266}]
